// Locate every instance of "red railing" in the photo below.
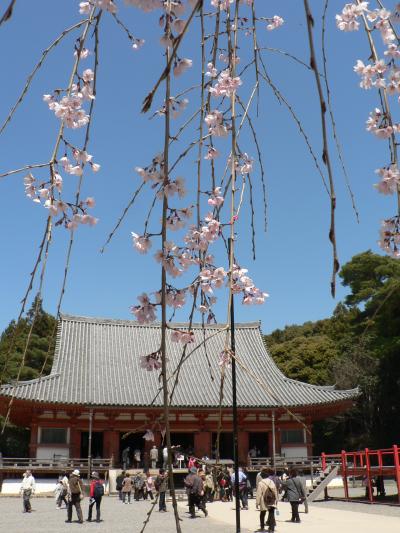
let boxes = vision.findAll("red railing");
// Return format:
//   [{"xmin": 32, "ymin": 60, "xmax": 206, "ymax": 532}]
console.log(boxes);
[{"xmin": 321, "ymin": 445, "xmax": 400, "ymax": 504}]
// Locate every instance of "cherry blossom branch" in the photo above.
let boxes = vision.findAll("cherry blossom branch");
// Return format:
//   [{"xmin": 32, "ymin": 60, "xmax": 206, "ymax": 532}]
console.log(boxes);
[
  {"xmin": 0, "ymin": 218, "xmax": 49, "ymax": 385},
  {"xmin": 1, "ymin": 217, "xmax": 52, "ymax": 433},
  {"xmin": 322, "ymin": 0, "xmax": 359, "ymax": 223},
  {"xmin": 0, "ymin": 162, "xmax": 50, "ymax": 179},
  {"xmin": 0, "ymin": 19, "xmax": 89, "ymax": 136},
  {"xmin": 141, "ymin": 0, "xmax": 203, "ymax": 113},
  {"xmin": 159, "ymin": 10, "xmax": 181, "ymax": 530},
  {"xmin": 39, "ymin": 15, "xmax": 102, "ymax": 378},
  {"xmin": 100, "ymin": 182, "xmax": 145, "ymax": 253},
  {"xmin": 257, "ymin": 68, "xmax": 329, "ymax": 195},
  {"xmin": 304, "ymin": 0, "xmax": 339, "ymax": 297}
]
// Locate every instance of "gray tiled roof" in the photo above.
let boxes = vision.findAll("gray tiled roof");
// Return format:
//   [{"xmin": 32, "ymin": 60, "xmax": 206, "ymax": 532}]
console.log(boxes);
[{"xmin": 0, "ymin": 314, "xmax": 358, "ymax": 408}]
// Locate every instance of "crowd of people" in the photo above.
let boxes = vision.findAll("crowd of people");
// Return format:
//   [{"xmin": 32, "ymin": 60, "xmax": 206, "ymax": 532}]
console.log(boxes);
[{"xmin": 19, "ymin": 462, "xmax": 308, "ymax": 530}]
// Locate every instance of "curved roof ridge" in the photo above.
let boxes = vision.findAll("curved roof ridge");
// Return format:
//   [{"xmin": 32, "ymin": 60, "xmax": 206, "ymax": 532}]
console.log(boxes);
[
  {"xmin": 60, "ymin": 313, "xmax": 261, "ymax": 329},
  {"xmin": 1, "ymin": 373, "xmax": 60, "ymax": 388}
]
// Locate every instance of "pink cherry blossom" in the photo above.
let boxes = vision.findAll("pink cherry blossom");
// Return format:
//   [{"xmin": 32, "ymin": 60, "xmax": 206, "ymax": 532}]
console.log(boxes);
[
  {"xmin": 336, "ymin": 2, "xmax": 369, "ymax": 32},
  {"xmin": 374, "ymin": 165, "xmax": 400, "ymax": 195},
  {"xmin": 266, "ymin": 15, "xmax": 284, "ymax": 31},
  {"xmin": 131, "ymin": 293, "xmax": 157, "ymax": 324},
  {"xmin": 209, "ymin": 69, "xmax": 242, "ymax": 98},
  {"xmin": 131, "ymin": 232, "xmax": 152, "ymax": 253},
  {"xmin": 173, "ymin": 58, "xmax": 193, "ymax": 77},
  {"xmin": 208, "ymin": 187, "xmax": 224, "ymax": 207},
  {"xmin": 205, "ymin": 110, "xmax": 228, "ymax": 137}
]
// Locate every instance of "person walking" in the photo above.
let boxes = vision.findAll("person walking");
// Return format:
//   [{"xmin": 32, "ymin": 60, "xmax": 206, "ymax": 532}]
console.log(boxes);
[
  {"xmin": 134, "ymin": 449, "xmax": 141, "ymax": 469},
  {"xmin": 282, "ymin": 468, "xmax": 306, "ymax": 524},
  {"xmin": 155, "ymin": 468, "xmax": 168, "ymax": 512},
  {"xmin": 145, "ymin": 471, "xmax": 155, "ymax": 500},
  {"xmin": 116, "ymin": 470, "xmax": 125, "ymax": 501},
  {"xmin": 298, "ymin": 470, "xmax": 308, "ymax": 513},
  {"xmin": 87, "ymin": 471, "xmax": 104, "ymax": 523},
  {"xmin": 122, "ymin": 473, "xmax": 133, "ymax": 504},
  {"xmin": 204, "ymin": 470, "xmax": 215, "ymax": 502},
  {"xmin": 122, "ymin": 447, "xmax": 131, "ymax": 470},
  {"xmin": 185, "ymin": 467, "xmax": 208, "ymax": 518},
  {"xmin": 133, "ymin": 471, "xmax": 146, "ymax": 500},
  {"xmin": 57, "ymin": 472, "xmax": 69, "ymax": 509},
  {"xmin": 256, "ymin": 468, "xmax": 278, "ymax": 532},
  {"xmin": 162, "ymin": 447, "xmax": 168, "ymax": 469},
  {"xmin": 150, "ymin": 446, "xmax": 158, "ymax": 469},
  {"xmin": 231, "ymin": 467, "xmax": 248, "ymax": 510},
  {"xmin": 66, "ymin": 469, "xmax": 84, "ymax": 524},
  {"xmin": 20, "ymin": 469, "xmax": 35, "ymax": 513}
]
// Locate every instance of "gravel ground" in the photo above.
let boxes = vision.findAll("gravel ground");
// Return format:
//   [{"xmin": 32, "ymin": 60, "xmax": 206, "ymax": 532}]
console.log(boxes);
[
  {"xmin": 311, "ymin": 498, "xmax": 400, "ymax": 517},
  {"xmin": 0, "ymin": 496, "xmax": 254, "ymax": 533}
]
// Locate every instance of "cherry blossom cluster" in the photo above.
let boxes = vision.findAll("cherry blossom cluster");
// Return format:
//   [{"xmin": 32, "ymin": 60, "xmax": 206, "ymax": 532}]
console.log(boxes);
[
  {"xmin": 140, "ymin": 350, "xmax": 162, "ymax": 371},
  {"xmin": 205, "ymin": 110, "xmax": 229, "ymax": 137},
  {"xmin": 209, "ymin": 69, "xmax": 242, "ymax": 98},
  {"xmin": 156, "ymin": 96, "xmax": 189, "ymax": 119},
  {"xmin": 211, "ymin": 0, "xmax": 253, "ymax": 11},
  {"xmin": 79, "ymin": 0, "xmax": 117, "ymax": 14},
  {"xmin": 374, "ymin": 165, "xmax": 400, "ymax": 195},
  {"xmin": 131, "ymin": 293, "xmax": 157, "ymax": 323},
  {"xmin": 170, "ymin": 328, "xmax": 194, "ymax": 344},
  {"xmin": 184, "ymin": 213, "xmax": 221, "ymax": 250},
  {"xmin": 378, "ymin": 216, "xmax": 400, "ymax": 257},
  {"xmin": 43, "ymin": 68, "xmax": 95, "ymax": 129},
  {"xmin": 338, "ymin": 2, "xmax": 400, "ymax": 257},
  {"xmin": 231, "ymin": 264, "xmax": 269, "ymax": 305},
  {"xmin": 266, "ymin": 15, "xmax": 284, "ymax": 31},
  {"xmin": 218, "ymin": 348, "xmax": 232, "ymax": 369}
]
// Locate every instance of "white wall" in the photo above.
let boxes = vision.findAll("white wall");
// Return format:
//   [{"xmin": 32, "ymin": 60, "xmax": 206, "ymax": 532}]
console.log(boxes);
[
  {"xmin": 281, "ymin": 446, "xmax": 308, "ymax": 458},
  {"xmin": 36, "ymin": 446, "xmax": 69, "ymax": 460}
]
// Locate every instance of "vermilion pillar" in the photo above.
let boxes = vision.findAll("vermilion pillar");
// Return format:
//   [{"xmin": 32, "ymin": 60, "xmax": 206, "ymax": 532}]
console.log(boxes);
[
  {"xmin": 238, "ymin": 432, "xmax": 249, "ymax": 464},
  {"xmin": 29, "ymin": 423, "xmax": 38, "ymax": 458},
  {"xmin": 194, "ymin": 432, "xmax": 212, "ymax": 458}
]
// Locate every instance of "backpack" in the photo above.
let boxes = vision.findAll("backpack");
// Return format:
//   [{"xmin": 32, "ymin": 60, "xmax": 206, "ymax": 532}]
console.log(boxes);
[
  {"xmin": 94, "ymin": 481, "xmax": 104, "ymax": 498},
  {"xmin": 263, "ymin": 481, "xmax": 275, "ymax": 507}
]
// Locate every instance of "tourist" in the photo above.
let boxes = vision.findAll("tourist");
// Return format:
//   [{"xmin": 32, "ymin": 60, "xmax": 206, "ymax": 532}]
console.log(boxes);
[
  {"xmin": 20, "ymin": 469, "xmax": 35, "ymax": 513},
  {"xmin": 185, "ymin": 467, "xmax": 208, "ymax": 518},
  {"xmin": 133, "ymin": 471, "xmax": 146, "ymax": 500},
  {"xmin": 144, "ymin": 471, "xmax": 155, "ymax": 500},
  {"xmin": 256, "ymin": 467, "xmax": 278, "ymax": 533},
  {"xmin": 122, "ymin": 472, "xmax": 133, "ymax": 504},
  {"xmin": 116, "ymin": 470, "xmax": 125, "ymax": 501},
  {"xmin": 150, "ymin": 446, "xmax": 158, "ymax": 469},
  {"xmin": 122, "ymin": 446, "xmax": 131, "ymax": 469},
  {"xmin": 58, "ymin": 471, "xmax": 70, "ymax": 508},
  {"xmin": 155, "ymin": 468, "xmax": 168, "ymax": 512},
  {"xmin": 66, "ymin": 469, "xmax": 84, "ymax": 524},
  {"xmin": 134, "ymin": 448, "xmax": 141, "ymax": 469},
  {"xmin": 54, "ymin": 475, "xmax": 68, "ymax": 509},
  {"xmin": 162, "ymin": 446, "xmax": 168, "ymax": 469},
  {"xmin": 87, "ymin": 471, "xmax": 104, "ymax": 523},
  {"xmin": 204, "ymin": 470, "xmax": 215, "ymax": 502},
  {"xmin": 249, "ymin": 446, "xmax": 258, "ymax": 459},
  {"xmin": 282, "ymin": 468, "xmax": 306, "ymax": 523},
  {"xmin": 231, "ymin": 467, "xmax": 248, "ymax": 510}
]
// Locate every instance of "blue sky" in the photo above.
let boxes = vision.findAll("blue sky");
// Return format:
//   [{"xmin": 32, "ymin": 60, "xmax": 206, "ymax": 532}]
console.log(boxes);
[{"xmin": 0, "ymin": 0, "xmax": 395, "ymax": 334}]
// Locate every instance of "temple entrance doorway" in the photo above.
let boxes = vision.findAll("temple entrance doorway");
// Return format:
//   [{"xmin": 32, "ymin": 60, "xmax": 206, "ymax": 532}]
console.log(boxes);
[
  {"xmin": 80, "ymin": 431, "xmax": 104, "ymax": 458},
  {"xmin": 248, "ymin": 432, "xmax": 269, "ymax": 457},
  {"xmin": 212, "ymin": 432, "xmax": 234, "ymax": 459}
]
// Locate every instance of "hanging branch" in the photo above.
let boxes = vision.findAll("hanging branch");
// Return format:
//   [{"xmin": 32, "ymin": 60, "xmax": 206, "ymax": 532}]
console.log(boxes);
[
  {"xmin": 0, "ymin": 18, "xmax": 90, "ymax": 136},
  {"xmin": 0, "ymin": 0, "xmax": 16, "ymax": 26},
  {"xmin": 322, "ymin": 0, "xmax": 359, "ymax": 222},
  {"xmin": 159, "ymin": 7, "xmax": 181, "ymax": 531},
  {"xmin": 141, "ymin": 0, "xmax": 203, "ymax": 113},
  {"xmin": 39, "ymin": 14, "xmax": 102, "ymax": 378},
  {"xmin": 0, "ymin": 162, "xmax": 50, "ymax": 180},
  {"xmin": 303, "ymin": 0, "xmax": 339, "ymax": 297},
  {"xmin": 1, "ymin": 217, "xmax": 52, "ymax": 433}
]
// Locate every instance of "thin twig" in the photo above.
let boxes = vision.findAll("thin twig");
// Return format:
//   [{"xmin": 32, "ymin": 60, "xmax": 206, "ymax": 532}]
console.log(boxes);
[{"xmin": 0, "ymin": 19, "xmax": 89, "ymax": 136}]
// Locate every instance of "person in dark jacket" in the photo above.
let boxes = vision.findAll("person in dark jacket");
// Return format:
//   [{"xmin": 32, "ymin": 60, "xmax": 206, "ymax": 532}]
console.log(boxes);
[
  {"xmin": 184, "ymin": 467, "xmax": 208, "ymax": 518},
  {"xmin": 155, "ymin": 469, "xmax": 168, "ymax": 512},
  {"xmin": 66, "ymin": 469, "xmax": 84, "ymax": 524},
  {"xmin": 87, "ymin": 471, "xmax": 104, "ymax": 523},
  {"xmin": 282, "ymin": 469, "xmax": 306, "ymax": 523},
  {"xmin": 116, "ymin": 471, "xmax": 125, "ymax": 501}
]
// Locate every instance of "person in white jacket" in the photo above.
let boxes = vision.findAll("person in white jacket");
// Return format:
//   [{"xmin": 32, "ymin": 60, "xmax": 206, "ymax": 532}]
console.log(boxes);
[
  {"xmin": 20, "ymin": 469, "xmax": 36, "ymax": 513},
  {"xmin": 256, "ymin": 468, "xmax": 278, "ymax": 533}
]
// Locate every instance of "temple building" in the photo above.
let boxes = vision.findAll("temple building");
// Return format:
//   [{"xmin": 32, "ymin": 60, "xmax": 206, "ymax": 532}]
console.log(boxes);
[{"xmin": 0, "ymin": 315, "xmax": 358, "ymax": 464}]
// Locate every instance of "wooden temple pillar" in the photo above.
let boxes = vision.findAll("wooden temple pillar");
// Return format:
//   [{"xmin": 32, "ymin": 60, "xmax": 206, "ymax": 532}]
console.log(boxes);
[
  {"xmin": 194, "ymin": 431, "xmax": 212, "ymax": 458},
  {"xmin": 238, "ymin": 431, "xmax": 249, "ymax": 464},
  {"xmin": 29, "ymin": 422, "xmax": 38, "ymax": 458}
]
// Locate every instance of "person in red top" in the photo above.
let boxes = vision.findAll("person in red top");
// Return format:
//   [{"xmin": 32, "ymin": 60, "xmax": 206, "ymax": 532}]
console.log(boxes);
[{"xmin": 87, "ymin": 471, "xmax": 104, "ymax": 523}]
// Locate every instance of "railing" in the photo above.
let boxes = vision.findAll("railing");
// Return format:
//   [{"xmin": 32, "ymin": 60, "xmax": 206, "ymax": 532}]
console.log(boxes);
[
  {"xmin": 0, "ymin": 457, "xmax": 113, "ymax": 470},
  {"xmin": 321, "ymin": 445, "xmax": 400, "ymax": 504},
  {"xmin": 249, "ymin": 455, "xmax": 322, "ymax": 470}
]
